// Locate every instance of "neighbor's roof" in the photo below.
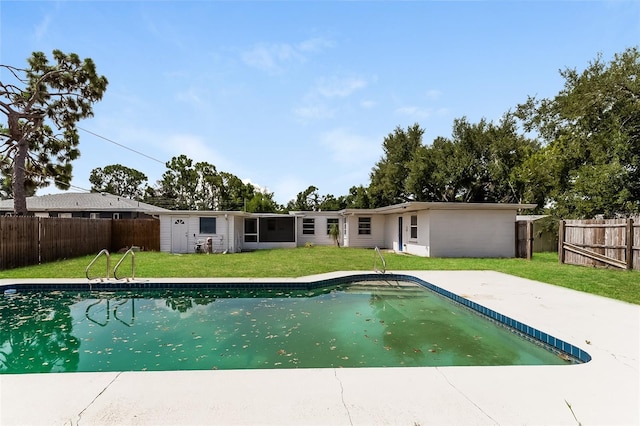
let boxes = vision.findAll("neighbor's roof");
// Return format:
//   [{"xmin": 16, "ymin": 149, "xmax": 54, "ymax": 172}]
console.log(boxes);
[{"xmin": 0, "ymin": 192, "xmax": 169, "ymax": 213}]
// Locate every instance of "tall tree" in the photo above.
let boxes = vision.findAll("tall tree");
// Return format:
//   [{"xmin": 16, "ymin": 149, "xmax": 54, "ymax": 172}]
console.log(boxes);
[
  {"xmin": 343, "ymin": 185, "xmax": 372, "ymax": 209},
  {"xmin": 159, "ymin": 155, "xmax": 199, "ymax": 210},
  {"xmin": 404, "ymin": 115, "xmax": 539, "ymax": 204},
  {"xmin": 245, "ymin": 191, "xmax": 280, "ymax": 213},
  {"xmin": 152, "ymin": 155, "xmax": 258, "ymax": 211},
  {"xmin": 89, "ymin": 164, "xmax": 148, "ymax": 199},
  {"xmin": 517, "ymin": 47, "xmax": 640, "ymax": 218},
  {"xmin": 287, "ymin": 185, "xmax": 320, "ymax": 211},
  {"xmin": 217, "ymin": 171, "xmax": 255, "ymax": 210},
  {"xmin": 0, "ymin": 50, "xmax": 108, "ymax": 215},
  {"xmin": 194, "ymin": 161, "xmax": 221, "ymax": 210},
  {"xmin": 369, "ymin": 123, "xmax": 424, "ymax": 207}
]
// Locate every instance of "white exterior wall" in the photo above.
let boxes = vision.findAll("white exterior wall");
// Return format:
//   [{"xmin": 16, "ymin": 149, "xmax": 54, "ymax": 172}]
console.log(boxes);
[
  {"xmin": 343, "ymin": 215, "xmax": 386, "ymax": 248},
  {"xmin": 158, "ymin": 204, "xmax": 522, "ymax": 257},
  {"xmin": 383, "ymin": 212, "xmax": 430, "ymax": 256},
  {"xmin": 296, "ymin": 214, "xmax": 342, "ymax": 247},
  {"xmin": 159, "ymin": 215, "xmax": 172, "ymax": 253},
  {"xmin": 160, "ymin": 213, "xmax": 238, "ymax": 254},
  {"xmin": 429, "ymin": 209, "xmax": 515, "ymax": 257},
  {"xmin": 232, "ymin": 216, "xmax": 244, "ymax": 253}
]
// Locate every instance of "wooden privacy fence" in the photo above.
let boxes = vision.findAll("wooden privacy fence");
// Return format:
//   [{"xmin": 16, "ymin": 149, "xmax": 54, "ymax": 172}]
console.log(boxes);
[
  {"xmin": 558, "ymin": 218, "xmax": 639, "ymax": 271},
  {"xmin": 112, "ymin": 219, "xmax": 159, "ymax": 253},
  {"xmin": 0, "ymin": 217, "xmax": 159, "ymax": 270},
  {"xmin": 515, "ymin": 220, "xmax": 534, "ymax": 260},
  {"xmin": 515, "ymin": 217, "xmax": 558, "ymax": 259}
]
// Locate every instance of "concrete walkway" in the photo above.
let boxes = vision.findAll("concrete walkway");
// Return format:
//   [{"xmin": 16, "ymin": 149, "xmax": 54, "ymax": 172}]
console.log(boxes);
[{"xmin": 1, "ymin": 271, "xmax": 638, "ymax": 425}]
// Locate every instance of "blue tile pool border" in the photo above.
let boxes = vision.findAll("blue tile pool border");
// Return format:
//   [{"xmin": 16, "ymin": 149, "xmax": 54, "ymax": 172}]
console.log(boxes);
[{"xmin": 1, "ymin": 273, "xmax": 591, "ymax": 363}]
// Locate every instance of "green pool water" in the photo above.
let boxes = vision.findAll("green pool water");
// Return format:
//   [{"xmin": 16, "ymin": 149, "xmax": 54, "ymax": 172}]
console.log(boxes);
[{"xmin": 0, "ymin": 281, "xmax": 570, "ymax": 373}]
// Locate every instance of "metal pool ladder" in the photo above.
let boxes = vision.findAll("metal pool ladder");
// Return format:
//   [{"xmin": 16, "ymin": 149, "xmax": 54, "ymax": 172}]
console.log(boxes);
[
  {"xmin": 113, "ymin": 247, "xmax": 136, "ymax": 280},
  {"xmin": 85, "ymin": 249, "xmax": 111, "ymax": 280},
  {"xmin": 374, "ymin": 246, "xmax": 387, "ymax": 274}
]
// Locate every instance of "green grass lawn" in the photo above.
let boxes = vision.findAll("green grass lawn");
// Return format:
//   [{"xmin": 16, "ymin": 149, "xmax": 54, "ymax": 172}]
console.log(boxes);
[{"xmin": 1, "ymin": 247, "xmax": 638, "ymax": 305}]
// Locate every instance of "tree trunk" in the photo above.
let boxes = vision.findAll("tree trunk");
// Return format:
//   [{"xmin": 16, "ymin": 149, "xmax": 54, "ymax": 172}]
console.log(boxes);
[{"xmin": 13, "ymin": 138, "xmax": 28, "ymax": 215}]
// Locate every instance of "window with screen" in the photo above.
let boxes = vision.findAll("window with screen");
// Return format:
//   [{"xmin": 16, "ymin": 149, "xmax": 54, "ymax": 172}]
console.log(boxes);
[
  {"xmin": 303, "ymin": 218, "xmax": 315, "ymax": 235},
  {"xmin": 358, "ymin": 217, "xmax": 371, "ymax": 235},
  {"xmin": 200, "ymin": 217, "xmax": 216, "ymax": 234}
]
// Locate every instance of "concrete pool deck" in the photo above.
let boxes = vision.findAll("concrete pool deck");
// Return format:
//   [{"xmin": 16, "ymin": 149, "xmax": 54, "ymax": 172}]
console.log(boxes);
[{"xmin": 1, "ymin": 270, "xmax": 638, "ymax": 425}]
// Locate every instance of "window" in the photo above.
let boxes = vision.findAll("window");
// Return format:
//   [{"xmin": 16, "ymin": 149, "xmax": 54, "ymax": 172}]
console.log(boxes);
[
  {"xmin": 410, "ymin": 215, "xmax": 418, "ymax": 239},
  {"xmin": 259, "ymin": 217, "xmax": 295, "ymax": 242},
  {"xmin": 303, "ymin": 218, "xmax": 315, "ymax": 235},
  {"xmin": 358, "ymin": 217, "xmax": 371, "ymax": 235},
  {"xmin": 112, "ymin": 213, "xmax": 120, "ymax": 220},
  {"xmin": 326, "ymin": 218, "xmax": 339, "ymax": 234},
  {"xmin": 200, "ymin": 217, "xmax": 216, "ymax": 234},
  {"xmin": 244, "ymin": 218, "xmax": 258, "ymax": 242}
]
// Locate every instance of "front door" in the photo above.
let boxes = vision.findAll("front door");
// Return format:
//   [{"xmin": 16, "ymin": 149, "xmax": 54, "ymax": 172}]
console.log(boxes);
[
  {"xmin": 398, "ymin": 217, "xmax": 403, "ymax": 252},
  {"xmin": 171, "ymin": 217, "xmax": 189, "ymax": 253}
]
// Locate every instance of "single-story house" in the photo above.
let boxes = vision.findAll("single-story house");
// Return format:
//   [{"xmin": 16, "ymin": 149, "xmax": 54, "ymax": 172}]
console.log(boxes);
[
  {"xmin": 0, "ymin": 192, "xmax": 168, "ymax": 219},
  {"xmin": 155, "ymin": 202, "xmax": 536, "ymax": 257}
]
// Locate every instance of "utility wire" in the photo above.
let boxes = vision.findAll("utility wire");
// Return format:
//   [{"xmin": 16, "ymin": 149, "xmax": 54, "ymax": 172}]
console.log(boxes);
[
  {"xmin": 7, "ymin": 126, "xmax": 167, "ymax": 194},
  {"xmin": 77, "ymin": 127, "xmax": 166, "ymax": 165},
  {"xmin": 13, "ymin": 164, "xmax": 93, "ymax": 193}
]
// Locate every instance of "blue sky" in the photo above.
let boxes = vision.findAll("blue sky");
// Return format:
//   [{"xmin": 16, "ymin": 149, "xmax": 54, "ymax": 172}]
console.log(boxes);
[{"xmin": 2, "ymin": 1, "xmax": 638, "ymax": 205}]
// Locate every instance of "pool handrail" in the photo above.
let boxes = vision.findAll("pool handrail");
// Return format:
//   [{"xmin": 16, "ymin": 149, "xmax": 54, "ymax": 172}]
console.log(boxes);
[
  {"xmin": 113, "ymin": 248, "xmax": 136, "ymax": 281},
  {"xmin": 85, "ymin": 249, "xmax": 110, "ymax": 280},
  {"xmin": 374, "ymin": 246, "xmax": 387, "ymax": 274}
]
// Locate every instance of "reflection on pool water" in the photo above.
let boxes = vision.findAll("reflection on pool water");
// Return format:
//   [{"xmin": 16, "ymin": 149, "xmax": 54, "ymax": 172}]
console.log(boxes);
[{"xmin": 0, "ymin": 279, "xmax": 577, "ymax": 374}]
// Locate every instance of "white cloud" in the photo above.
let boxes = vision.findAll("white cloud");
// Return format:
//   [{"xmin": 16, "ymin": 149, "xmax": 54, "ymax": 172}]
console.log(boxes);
[
  {"xmin": 395, "ymin": 106, "xmax": 433, "ymax": 119},
  {"xmin": 175, "ymin": 86, "xmax": 206, "ymax": 106},
  {"xmin": 271, "ymin": 176, "xmax": 309, "ymax": 205},
  {"xmin": 33, "ymin": 15, "xmax": 51, "ymax": 41},
  {"xmin": 360, "ymin": 100, "xmax": 377, "ymax": 109},
  {"xmin": 319, "ymin": 128, "xmax": 380, "ymax": 167},
  {"xmin": 241, "ymin": 43, "xmax": 300, "ymax": 73},
  {"xmin": 315, "ymin": 76, "xmax": 367, "ymax": 98},
  {"xmin": 292, "ymin": 104, "xmax": 335, "ymax": 120},
  {"xmin": 241, "ymin": 36, "xmax": 332, "ymax": 73},
  {"xmin": 297, "ymin": 37, "xmax": 334, "ymax": 52},
  {"xmin": 164, "ymin": 134, "xmax": 234, "ymax": 171},
  {"xmin": 425, "ymin": 89, "xmax": 442, "ymax": 100},
  {"xmin": 294, "ymin": 74, "xmax": 369, "ymax": 121},
  {"xmin": 242, "ymin": 178, "xmax": 270, "ymax": 194}
]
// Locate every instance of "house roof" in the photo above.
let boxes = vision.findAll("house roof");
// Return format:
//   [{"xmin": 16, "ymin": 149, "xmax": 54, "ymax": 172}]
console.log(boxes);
[
  {"xmin": 516, "ymin": 214, "xmax": 549, "ymax": 221},
  {"xmin": 147, "ymin": 201, "xmax": 538, "ymax": 218},
  {"xmin": 0, "ymin": 192, "xmax": 169, "ymax": 213},
  {"xmin": 345, "ymin": 201, "xmax": 538, "ymax": 215}
]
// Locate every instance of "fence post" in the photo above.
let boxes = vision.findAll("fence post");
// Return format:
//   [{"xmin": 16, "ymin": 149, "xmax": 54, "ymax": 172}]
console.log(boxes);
[
  {"xmin": 526, "ymin": 220, "xmax": 533, "ymax": 260},
  {"xmin": 627, "ymin": 218, "xmax": 634, "ymax": 270},
  {"xmin": 558, "ymin": 220, "xmax": 565, "ymax": 265}
]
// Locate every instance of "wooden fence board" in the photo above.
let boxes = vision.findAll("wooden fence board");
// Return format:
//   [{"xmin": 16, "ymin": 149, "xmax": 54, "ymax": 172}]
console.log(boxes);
[
  {"xmin": 559, "ymin": 218, "xmax": 638, "ymax": 271},
  {"xmin": 0, "ymin": 217, "xmax": 159, "ymax": 270},
  {"xmin": 0, "ymin": 217, "xmax": 39, "ymax": 269},
  {"xmin": 111, "ymin": 219, "xmax": 160, "ymax": 252}
]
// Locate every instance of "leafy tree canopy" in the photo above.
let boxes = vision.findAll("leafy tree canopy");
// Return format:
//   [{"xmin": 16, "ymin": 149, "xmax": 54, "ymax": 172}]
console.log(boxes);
[
  {"xmin": 517, "ymin": 46, "xmax": 640, "ymax": 218},
  {"xmin": 368, "ymin": 123, "xmax": 424, "ymax": 206},
  {"xmin": 406, "ymin": 114, "xmax": 540, "ymax": 204},
  {"xmin": 0, "ymin": 50, "xmax": 108, "ymax": 215},
  {"xmin": 89, "ymin": 164, "xmax": 148, "ymax": 199},
  {"xmin": 286, "ymin": 185, "xmax": 320, "ymax": 211},
  {"xmin": 146, "ymin": 154, "xmax": 260, "ymax": 211}
]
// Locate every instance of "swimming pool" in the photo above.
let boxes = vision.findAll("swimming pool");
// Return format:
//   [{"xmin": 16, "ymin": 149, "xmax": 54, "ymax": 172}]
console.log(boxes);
[{"xmin": 0, "ymin": 274, "xmax": 590, "ymax": 374}]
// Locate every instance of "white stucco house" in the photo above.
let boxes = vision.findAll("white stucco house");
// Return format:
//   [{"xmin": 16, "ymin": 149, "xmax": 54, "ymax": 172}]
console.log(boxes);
[{"xmin": 152, "ymin": 201, "xmax": 535, "ymax": 258}]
